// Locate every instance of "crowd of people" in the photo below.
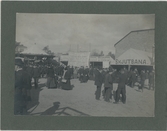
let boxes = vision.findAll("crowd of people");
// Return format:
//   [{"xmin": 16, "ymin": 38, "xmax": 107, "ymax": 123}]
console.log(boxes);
[{"xmin": 14, "ymin": 58, "xmax": 155, "ymax": 115}]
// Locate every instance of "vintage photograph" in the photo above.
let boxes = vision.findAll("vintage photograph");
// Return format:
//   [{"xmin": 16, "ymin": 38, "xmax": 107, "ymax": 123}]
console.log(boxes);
[{"xmin": 15, "ymin": 13, "xmax": 155, "ymax": 117}]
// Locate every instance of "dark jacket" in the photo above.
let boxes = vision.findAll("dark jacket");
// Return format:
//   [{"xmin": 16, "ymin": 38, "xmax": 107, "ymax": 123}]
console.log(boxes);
[
  {"xmin": 118, "ymin": 73, "xmax": 128, "ymax": 88},
  {"xmin": 84, "ymin": 68, "xmax": 89, "ymax": 76},
  {"xmin": 149, "ymin": 72, "xmax": 154, "ymax": 83},
  {"xmin": 33, "ymin": 67, "xmax": 40, "ymax": 78},
  {"xmin": 94, "ymin": 70, "xmax": 103, "ymax": 86},
  {"xmin": 140, "ymin": 72, "xmax": 146, "ymax": 81},
  {"xmin": 102, "ymin": 70, "xmax": 107, "ymax": 83},
  {"xmin": 79, "ymin": 68, "xmax": 84, "ymax": 75},
  {"xmin": 64, "ymin": 70, "xmax": 71, "ymax": 80},
  {"xmin": 104, "ymin": 73, "xmax": 113, "ymax": 88},
  {"xmin": 131, "ymin": 72, "xmax": 136, "ymax": 82},
  {"xmin": 26, "ymin": 66, "xmax": 33, "ymax": 78},
  {"xmin": 15, "ymin": 69, "xmax": 32, "ymax": 90}
]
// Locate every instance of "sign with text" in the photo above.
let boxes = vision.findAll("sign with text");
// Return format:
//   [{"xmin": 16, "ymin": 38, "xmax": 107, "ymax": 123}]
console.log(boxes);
[
  {"xmin": 68, "ymin": 52, "xmax": 90, "ymax": 67},
  {"xmin": 116, "ymin": 59, "xmax": 150, "ymax": 65},
  {"xmin": 103, "ymin": 61, "xmax": 110, "ymax": 68},
  {"xmin": 60, "ymin": 55, "xmax": 69, "ymax": 61}
]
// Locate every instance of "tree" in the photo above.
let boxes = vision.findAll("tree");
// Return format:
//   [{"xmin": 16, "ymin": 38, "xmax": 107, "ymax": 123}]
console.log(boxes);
[
  {"xmin": 43, "ymin": 46, "xmax": 54, "ymax": 55},
  {"xmin": 15, "ymin": 41, "xmax": 27, "ymax": 53},
  {"xmin": 108, "ymin": 52, "xmax": 115, "ymax": 59},
  {"xmin": 91, "ymin": 49, "xmax": 100, "ymax": 56}
]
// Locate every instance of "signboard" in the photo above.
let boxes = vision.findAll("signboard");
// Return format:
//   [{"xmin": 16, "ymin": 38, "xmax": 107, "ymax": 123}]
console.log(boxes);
[
  {"xmin": 98, "ymin": 56, "xmax": 111, "ymax": 61},
  {"xmin": 103, "ymin": 61, "xmax": 110, "ymax": 68},
  {"xmin": 68, "ymin": 52, "xmax": 90, "ymax": 67},
  {"xmin": 115, "ymin": 59, "xmax": 150, "ymax": 65},
  {"xmin": 90, "ymin": 56, "xmax": 98, "ymax": 62},
  {"xmin": 60, "ymin": 55, "xmax": 69, "ymax": 61}
]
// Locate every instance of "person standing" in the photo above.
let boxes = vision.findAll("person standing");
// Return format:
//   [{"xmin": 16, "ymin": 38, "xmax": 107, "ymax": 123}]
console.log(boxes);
[
  {"xmin": 61, "ymin": 67, "xmax": 72, "ymax": 90},
  {"xmin": 33, "ymin": 64, "xmax": 40, "ymax": 89},
  {"xmin": 114, "ymin": 69, "xmax": 128, "ymax": 104},
  {"xmin": 79, "ymin": 66, "xmax": 84, "ymax": 83},
  {"xmin": 89, "ymin": 67, "xmax": 94, "ymax": 80},
  {"xmin": 104, "ymin": 68, "xmax": 114, "ymax": 102},
  {"xmin": 83, "ymin": 66, "xmax": 89, "ymax": 83},
  {"xmin": 46, "ymin": 65, "xmax": 56, "ymax": 89},
  {"xmin": 15, "ymin": 59, "xmax": 31, "ymax": 115},
  {"xmin": 131, "ymin": 70, "xmax": 137, "ymax": 88},
  {"xmin": 26, "ymin": 63, "xmax": 34, "ymax": 80},
  {"xmin": 149, "ymin": 70, "xmax": 155, "ymax": 90},
  {"xmin": 94, "ymin": 67, "xmax": 103, "ymax": 100},
  {"xmin": 145, "ymin": 70, "xmax": 149, "ymax": 88},
  {"xmin": 140, "ymin": 70, "xmax": 146, "ymax": 92},
  {"xmin": 73, "ymin": 67, "xmax": 78, "ymax": 79}
]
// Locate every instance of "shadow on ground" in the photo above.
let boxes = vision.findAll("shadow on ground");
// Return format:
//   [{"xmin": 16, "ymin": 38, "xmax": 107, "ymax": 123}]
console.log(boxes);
[
  {"xmin": 29, "ymin": 101, "xmax": 89, "ymax": 116},
  {"xmin": 26, "ymin": 81, "xmax": 46, "ymax": 114}
]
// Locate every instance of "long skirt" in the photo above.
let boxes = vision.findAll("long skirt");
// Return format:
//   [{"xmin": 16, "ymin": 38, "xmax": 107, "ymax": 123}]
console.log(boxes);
[
  {"xmin": 61, "ymin": 80, "xmax": 72, "ymax": 90},
  {"xmin": 46, "ymin": 77, "xmax": 56, "ymax": 88}
]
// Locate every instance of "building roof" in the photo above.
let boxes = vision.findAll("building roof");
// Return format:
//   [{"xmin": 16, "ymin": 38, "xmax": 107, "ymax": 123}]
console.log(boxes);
[{"xmin": 114, "ymin": 29, "xmax": 155, "ymax": 47}]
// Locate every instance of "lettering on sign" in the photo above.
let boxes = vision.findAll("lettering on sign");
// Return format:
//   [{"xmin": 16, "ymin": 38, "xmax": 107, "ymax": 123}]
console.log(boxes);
[
  {"xmin": 116, "ymin": 59, "xmax": 147, "ymax": 65},
  {"xmin": 68, "ymin": 52, "xmax": 90, "ymax": 67}
]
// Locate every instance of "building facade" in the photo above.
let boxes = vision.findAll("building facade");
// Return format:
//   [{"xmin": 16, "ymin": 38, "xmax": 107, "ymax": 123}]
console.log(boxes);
[{"xmin": 114, "ymin": 29, "xmax": 155, "ymax": 59}]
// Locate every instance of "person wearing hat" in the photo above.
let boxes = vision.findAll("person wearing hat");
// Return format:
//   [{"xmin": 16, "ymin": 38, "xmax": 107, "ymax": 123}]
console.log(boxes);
[
  {"xmin": 15, "ymin": 58, "xmax": 31, "ymax": 115},
  {"xmin": 103, "ymin": 68, "xmax": 114, "ymax": 102},
  {"xmin": 114, "ymin": 68, "xmax": 128, "ymax": 104},
  {"xmin": 94, "ymin": 66, "xmax": 103, "ymax": 100}
]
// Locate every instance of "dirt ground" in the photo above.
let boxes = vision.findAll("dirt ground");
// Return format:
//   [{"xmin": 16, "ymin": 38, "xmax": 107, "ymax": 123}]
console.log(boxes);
[{"xmin": 27, "ymin": 78, "xmax": 154, "ymax": 117}]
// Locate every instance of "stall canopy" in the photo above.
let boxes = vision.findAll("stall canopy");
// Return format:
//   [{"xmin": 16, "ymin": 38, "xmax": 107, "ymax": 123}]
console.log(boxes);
[{"xmin": 116, "ymin": 48, "xmax": 151, "ymax": 65}]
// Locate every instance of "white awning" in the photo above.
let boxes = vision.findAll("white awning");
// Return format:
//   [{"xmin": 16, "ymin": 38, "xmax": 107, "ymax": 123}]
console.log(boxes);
[{"xmin": 116, "ymin": 48, "xmax": 151, "ymax": 65}]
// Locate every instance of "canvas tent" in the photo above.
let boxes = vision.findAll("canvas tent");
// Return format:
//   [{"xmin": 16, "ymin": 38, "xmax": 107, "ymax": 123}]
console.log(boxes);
[
  {"xmin": 17, "ymin": 44, "xmax": 54, "ymax": 60},
  {"xmin": 115, "ymin": 48, "xmax": 151, "ymax": 66}
]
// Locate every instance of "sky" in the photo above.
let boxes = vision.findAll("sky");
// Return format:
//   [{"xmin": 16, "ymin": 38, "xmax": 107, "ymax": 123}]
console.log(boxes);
[{"xmin": 16, "ymin": 14, "xmax": 155, "ymax": 55}]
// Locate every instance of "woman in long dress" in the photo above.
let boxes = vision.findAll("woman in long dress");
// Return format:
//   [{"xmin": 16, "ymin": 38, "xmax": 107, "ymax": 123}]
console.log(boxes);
[
  {"xmin": 61, "ymin": 67, "xmax": 72, "ymax": 90},
  {"xmin": 46, "ymin": 65, "xmax": 56, "ymax": 89}
]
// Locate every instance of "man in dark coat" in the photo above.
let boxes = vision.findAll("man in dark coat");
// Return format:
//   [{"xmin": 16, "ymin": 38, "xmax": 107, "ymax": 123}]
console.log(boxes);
[
  {"xmin": 130, "ymin": 70, "xmax": 136, "ymax": 88},
  {"xmin": 33, "ymin": 64, "xmax": 40, "ymax": 89},
  {"xmin": 89, "ymin": 67, "xmax": 94, "ymax": 80},
  {"xmin": 114, "ymin": 69, "xmax": 128, "ymax": 104},
  {"xmin": 26, "ymin": 64, "xmax": 34, "ymax": 80},
  {"xmin": 104, "ymin": 68, "xmax": 114, "ymax": 102},
  {"xmin": 79, "ymin": 66, "xmax": 84, "ymax": 83},
  {"xmin": 83, "ymin": 66, "xmax": 89, "ymax": 83},
  {"xmin": 94, "ymin": 67, "xmax": 103, "ymax": 100},
  {"xmin": 15, "ymin": 59, "xmax": 31, "ymax": 115}
]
